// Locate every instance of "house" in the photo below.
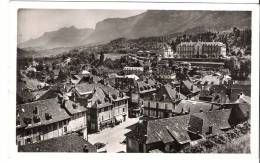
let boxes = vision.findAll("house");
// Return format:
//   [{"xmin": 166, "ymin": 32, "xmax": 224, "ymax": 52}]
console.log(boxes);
[
  {"xmin": 72, "ymin": 83, "xmax": 129, "ymax": 133},
  {"xmin": 140, "ymin": 84, "xmax": 186, "ymax": 118},
  {"xmin": 125, "ymin": 108, "xmax": 244, "ymax": 153},
  {"xmin": 16, "ymin": 97, "xmax": 89, "ymax": 146},
  {"xmin": 16, "ymin": 98, "xmax": 71, "ymax": 146},
  {"xmin": 58, "ymin": 94, "xmax": 88, "ymax": 139},
  {"xmin": 125, "ymin": 115, "xmax": 191, "ymax": 153},
  {"xmin": 187, "ymin": 109, "xmax": 232, "ymax": 139},
  {"xmin": 174, "ymin": 100, "xmax": 221, "ymax": 115},
  {"xmin": 180, "ymin": 80, "xmax": 200, "ymax": 99},
  {"xmin": 123, "ymin": 66, "xmax": 144, "ymax": 75},
  {"xmin": 18, "ymin": 133, "xmax": 96, "ymax": 152}
]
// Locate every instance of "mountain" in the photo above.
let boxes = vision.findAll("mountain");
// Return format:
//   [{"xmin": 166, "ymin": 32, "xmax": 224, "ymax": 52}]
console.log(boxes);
[
  {"xmin": 85, "ymin": 10, "xmax": 251, "ymax": 44},
  {"xmin": 19, "ymin": 10, "xmax": 251, "ymax": 50},
  {"xmin": 19, "ymin": 26, "xmax": 94, "ymax": 49}
]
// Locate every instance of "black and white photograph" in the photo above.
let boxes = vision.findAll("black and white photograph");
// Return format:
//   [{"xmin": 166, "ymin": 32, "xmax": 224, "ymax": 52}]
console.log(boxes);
[{"xmin": 15, "ymin": 7, "xmax": 254, "ymax": 153}]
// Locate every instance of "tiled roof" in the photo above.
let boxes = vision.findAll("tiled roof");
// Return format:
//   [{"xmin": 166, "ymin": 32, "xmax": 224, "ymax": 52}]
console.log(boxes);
[
  {"xmin": 146, "ymin": 115, "xmax": 191, "ymax": 144},
  {"xmin": 189, "ymin": 109, "xmax": 232, "ymax": 136},
  {"xmin": 182, "ymin": 80, "xmax": 200, "ymax": 93},
  {"xmin": 17, "ymin": 98, "xmax": 71, "ymax": 129},
  {"xmin": 75, "ymin": 83, "xmax": 96, "ymax": 95},
  {"xmin": 18, "ymin": 133, "xmax": 96, "ymax": 152},
  {"xmin": 174, "ymin": 100, "xmax": 221, "ymax": 114},
  {"xmin": 63, "ymin": 100, "xmax": 87, "ymax": 115},
  {"xmin": 142, "ymin": 84, "xmax": 186, "ymax": 102}
]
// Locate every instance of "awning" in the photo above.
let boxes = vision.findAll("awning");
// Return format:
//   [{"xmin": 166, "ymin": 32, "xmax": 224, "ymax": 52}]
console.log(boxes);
[{"xmin": 115, "ymin": 115, "xmax": 124, "ymax": 122}]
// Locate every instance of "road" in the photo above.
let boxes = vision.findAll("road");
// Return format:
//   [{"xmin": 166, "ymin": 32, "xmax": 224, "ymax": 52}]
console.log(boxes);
[{"xmin": 88, "ymin": 117, "xmax": 140, "ymax": 153}]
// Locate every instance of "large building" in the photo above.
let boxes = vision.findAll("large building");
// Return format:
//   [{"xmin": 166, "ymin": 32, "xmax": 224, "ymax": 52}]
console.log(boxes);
[
  {"xmin": 16, "ymin": 97, "xmax": 88, "ymax": 146},
  {"xmin": 176, "ymin": 41, "xmax": 226, "ymax": 58},
  {"xmin": 73, "ymin": 83, "xmax": 129, "ymax": 133}
]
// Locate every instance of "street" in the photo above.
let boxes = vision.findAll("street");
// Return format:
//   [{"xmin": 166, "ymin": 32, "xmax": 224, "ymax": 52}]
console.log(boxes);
[{"xmin": 88, "ymin": 117, "xmax": 140, "ymax": 153}]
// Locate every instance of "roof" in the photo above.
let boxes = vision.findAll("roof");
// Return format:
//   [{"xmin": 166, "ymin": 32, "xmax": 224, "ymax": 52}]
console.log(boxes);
[
  {"xmin": 137, "ymin": 79, "xmax": 157, "ymax": 94},
  {"xmin": 17, "ymin": 98, "xmax": 71, "ymax": 129},
  {"xmin": 189, "ymin": 109, "xmax": 232, "ymax": 136},
  {"xmin": 178, "ymin": 41, "xmax": 225, "ymax": 47},
  {"xmin": 142, "ymin": 84, "xmax": 186, "ymax": 102},
  {"xmin": 18, "ymin": 133, "xmax": 96, "ymax": 152},
  {"xmin": 146, "ymin": 115, "xmax": 191, "ymax": 144},
  {"xmin": 63, "ymin": 100, "xmax": 87, "ymax": 115},
  {"xmin": 75, "ymin": 83, "xmax": 96, "ymax": 95},
  {"xmin": 125, "ymin": 74, "xmax": 139, "ymax": 81},
  {"xmin": 174, "ymin": 100, "xmax": 221, "ymax": 114},
  {"xmin": 123, "ymin": 66, "xmax": 144, "ymax": 71},
  {"xmin": 200, "ymin": 75, "xmax": 221, "ymax": 85},
  {"xmin": 182, "ymin": 80, "xmax": 200, "ymax": 93}
]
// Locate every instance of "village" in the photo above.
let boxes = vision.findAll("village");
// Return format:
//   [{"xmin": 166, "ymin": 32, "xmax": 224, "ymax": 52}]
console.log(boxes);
[{"xmin": 16, "ymin": 27, "xmax": 251, "ymax": 153}]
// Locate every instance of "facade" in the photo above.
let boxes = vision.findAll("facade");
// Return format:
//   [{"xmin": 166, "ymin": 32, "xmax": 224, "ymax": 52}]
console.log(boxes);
[
  {"xmin": 123, "ymin": 66, "xmax": 144, "ymax": 75},
  {"xmin": 176, "ymin": 41, "xmax": 226, "ymax": 58},
  {"xmin": 161, "ymin": 44, "xmax": 175, "ymax": 58},
  {"xmin": 140, "ymin": 84, "xmax": 186, "ymax": 118},
  {"xmin": 73, "ymin": 83, "xmax": 129, "ymax": 133},
  {"xmin": 16, "ymin": 98, "xmax": 71, "ymax": 146}
]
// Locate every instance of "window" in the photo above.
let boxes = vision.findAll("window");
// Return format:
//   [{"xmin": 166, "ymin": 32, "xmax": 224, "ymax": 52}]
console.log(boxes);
[
  {"xmin": 156, "ymin": 103, "xmax": 159, "ymax": 109},
  {"xmin": 148, "ymin": 102, "xmax": 150, "ymax": 108},
  {"xmin": 64, "ymin": 126, "xmax": 67, "ymax": 133},
  {"xmin": 123, "ymin": 108, "xmax": 125, "ymax": 112},
  {"xmin": 165, "ymin": 104, "xmax": 168, "ymax": 110}
]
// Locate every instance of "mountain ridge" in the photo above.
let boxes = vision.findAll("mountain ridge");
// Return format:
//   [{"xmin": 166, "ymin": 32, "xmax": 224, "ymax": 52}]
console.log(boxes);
[{"xmin": 19, "ymin": 10, "xmax": 251, "ymax": 50}]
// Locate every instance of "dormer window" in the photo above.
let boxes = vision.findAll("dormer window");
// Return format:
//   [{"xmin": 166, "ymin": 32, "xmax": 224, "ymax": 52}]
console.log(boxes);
[
  {"xmin": 23, "ymin": 117, "xmax": 32, "ymax": 126},
  {"xmin": 45, "ymin": 113, "xmax": 52, "ymax": 120},
  {"xmin": 33, "ymin": 115, "xmax": 40, "ymax": 123}
]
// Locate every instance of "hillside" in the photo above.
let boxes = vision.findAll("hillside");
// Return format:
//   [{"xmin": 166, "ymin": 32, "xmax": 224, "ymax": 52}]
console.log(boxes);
[
  {"xmin": 19, "ymin": 10, "xmax": 251, "ymax": 50},
  {"xmin": 19, "ymin": 26, "xmax": 94, "ymax": 49}
]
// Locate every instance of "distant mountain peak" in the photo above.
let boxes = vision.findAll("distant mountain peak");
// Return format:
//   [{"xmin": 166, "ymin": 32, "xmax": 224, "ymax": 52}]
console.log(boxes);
[{"xmin": 19, "ymin": 10, "xmax": 251, "ymax": 50}]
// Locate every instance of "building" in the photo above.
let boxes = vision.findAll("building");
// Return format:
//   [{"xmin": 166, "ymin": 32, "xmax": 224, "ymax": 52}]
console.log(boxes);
[
  {"xmin": 73, "ymin": 83, "xmax": 129, "ymax": 133},
  {"xmin": 16, "ymin": 96, "xmax": 89, "ymax": 146},
  {"xmin": 123, "ymin": 66, "xmax": 144, "ymax": 75},
  {"xmin": 161, "ymin": 44, "xmax": 175, "ymax": 58},
  {"xmin": 18, "ymin": 133, "xmax": 96, "ymax": 152},
  {"xmin": 176, "ymin": 41, "xmax": 226, "ymax": 58},
  {"xmin": 16, "ymin": 98, "xmax": 71, "ymax": 146},
  {"xmin": 125, "ymin": 107, "xmax": 248, "ymax": 153},
  {"xmin": 140, "ymin": 84, "xmax": 186, "ymax": 118}
]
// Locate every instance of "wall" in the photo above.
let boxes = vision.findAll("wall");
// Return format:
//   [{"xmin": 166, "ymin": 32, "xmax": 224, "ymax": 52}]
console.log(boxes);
[{"xmin": 17, "ymin": 119, "xmax": 69, "ymax": 146}]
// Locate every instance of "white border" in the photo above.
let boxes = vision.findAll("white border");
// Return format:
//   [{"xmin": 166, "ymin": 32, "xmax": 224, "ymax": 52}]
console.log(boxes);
[{"xmin": 5, "ymin": 1, "xmax": 260, "ymax": 163}]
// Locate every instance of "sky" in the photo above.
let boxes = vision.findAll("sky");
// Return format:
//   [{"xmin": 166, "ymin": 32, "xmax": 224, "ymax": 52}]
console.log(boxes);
[{"xmin": 17, "ymin": 9, "xmax": 146, "ymax": 43}]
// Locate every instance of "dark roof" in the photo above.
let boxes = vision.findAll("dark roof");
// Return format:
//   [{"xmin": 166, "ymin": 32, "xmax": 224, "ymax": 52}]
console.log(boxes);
[
  {"xmin": 17, "ymin": 98, "xmax": 71, "ymax": 129},
  {"xmin": 137, "ymin": 79, "xmax": 157, "ymax": 94},
  {"xmin": 18, "ymin": 133, "xmax": 96, "ymax": 152},
  {"xmin": 189, "ymin": 109, "xmax": 232, "ymax": 136},
  {"xmin": 126, "ymin": 115, "xmax": 191, "ymax": 145},
  {"xmin": 142, "ymin": 84, "xmax": 186, "ymax": 102},
  {"xmin": 146, "ymin": 115, "xmax": 191, "ymax": 144},
  {"xmin": 182, "ymin": 80, "xmax": 200, "ymax": 93},
  {"xmin": 174, "ymin": 100, "xmax": 221, "ymax": 114}
]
